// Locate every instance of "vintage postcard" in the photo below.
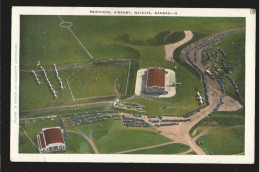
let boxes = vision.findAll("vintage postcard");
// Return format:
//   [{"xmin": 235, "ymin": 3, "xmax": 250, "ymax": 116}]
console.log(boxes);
[{"xmin": 10, "ymin": 7, "xmax": 256, "ymax": 163}]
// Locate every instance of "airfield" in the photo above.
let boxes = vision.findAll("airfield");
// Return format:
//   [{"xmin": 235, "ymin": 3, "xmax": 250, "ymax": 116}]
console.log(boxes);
[{"xmin": 19, "ymin": 15, "xmax": 245, "ymax": 155}]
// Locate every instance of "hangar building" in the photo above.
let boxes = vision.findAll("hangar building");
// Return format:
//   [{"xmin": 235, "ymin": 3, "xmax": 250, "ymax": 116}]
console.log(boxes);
[
  {"xmin": 143, "ymin": 67, "xmax": 166, "ymax": 95},
  {"xmin": 37, "ymin": 127, "xmax": 66, "ymax": 153}
]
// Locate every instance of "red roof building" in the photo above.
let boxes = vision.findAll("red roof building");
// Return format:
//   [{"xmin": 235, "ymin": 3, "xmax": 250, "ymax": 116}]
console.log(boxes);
[
  {"xmin": 37, "ymin": 127, "xmax": 66, "ymax": 153},
  {"xmin": 43, "ymin": 128, "xmax": 64, "ymax": 145},
  {"xmin": 144, "ymin": 67, "xmax": 166, "ymax": 95},
  {"xmin": 146, "ymin": 68, "xmax": 165, "ymax": 88}
]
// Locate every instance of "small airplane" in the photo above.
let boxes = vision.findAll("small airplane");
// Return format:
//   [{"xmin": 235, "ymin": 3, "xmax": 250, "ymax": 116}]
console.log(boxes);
[
  {"xmin": 168, "ymin": 81, "xmax": 182, "ymax": 87},
  {"xmin": 196, "ymin": 92, "xmax": 204, "ymax": 104}
]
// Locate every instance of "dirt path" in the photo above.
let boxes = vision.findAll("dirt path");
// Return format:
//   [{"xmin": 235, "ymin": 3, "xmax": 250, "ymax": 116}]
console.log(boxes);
[
  {"xmin": 125, "ymin": 28, "xmax": 244, "ymax": 155},
  {"xmin": 159, "ymin": 28, "xmax": 244, "ymax": 155},
  {"xmin": 115, "ymin": 141, "xmax": 175, "ymax": 154},
  {"xmin": 67, "ymin": 130, "xmax": 99, "ymax": 154},
  {"xmin": 119, "ymin": 113, "xmax": 206, "ymax": 155},
  {"xmin": 217, "ymin": 95, "xmax": 243, "ymax": 111},
  {"xmin": 178, "ymin": 148, "xmax": 193, "ymax": 155},
  {"xmin": 164, "ymin": 30, "xmax": 193, "ymax": 62}
]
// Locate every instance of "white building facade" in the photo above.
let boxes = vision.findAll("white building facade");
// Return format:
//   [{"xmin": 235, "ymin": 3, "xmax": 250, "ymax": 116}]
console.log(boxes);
[{"xmin": 36, "ymin": 127, "xmax": 66, "ymax": 153}]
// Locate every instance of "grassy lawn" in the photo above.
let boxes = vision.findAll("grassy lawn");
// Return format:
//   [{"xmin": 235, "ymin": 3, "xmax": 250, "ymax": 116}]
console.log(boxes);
[
  {"xmin": 20, "ymin": 106, "xmax": 106, "ymax": 119},
  {"xmin": 164, "ymin": 32, "xmax": 186, "ymax": 45},
  {"xmin": 124, "ymin": 97, "xmax": 191, "ymax": 116},
  {"xmin": 20, "ymin": 69, "xmax": 74, "ymax": 111},
  {"xmin": 19, "ymin": 117, "xmax": 94, "ymax": 153},
  {"xmin": 115, "ymin": 31, "xmax": 186, "ymax": 46},
  {"xmin": 19, "ymin": 68, "xmax": 115, "ymax": 111},
  {"xmin": 20, "ymin": 16, "xmax": 91, "ymax": 69},
  {"xmin": 121, "ymin": 61, "xmax": 140, "ymax": 99},
  {"xmin": 221, "ymin": 31, "xmax": 245, "ymax": 103},
  {"xmin": 127, "ymin": 143, "xmax": 190, "ymax": 154},
  {"xmin": 190, "ymin": 110, "xmax": 245, "ymax": 155},
  {"xmin": 77, "ymin": 119, "xmax": 172, "ymax": 153},
  {"xmin": 59, "ymin": 132, "xmax": 94, "ymax": 154},
  {"xmin": 187, "ymin": 151, "xmax": 197, "ymax": 155},
  {"xmin": 19, "ymin": 15, "xmax": 246, "ymax": 155},
  {"xmin": 118, "ymin": 32, "xmax": 208, "ymax": 116},
  {"xmin": 20, "ymin": 16, "xmax": 245, "ymax": 112},
  {"xmin": 19, "ymin": 118, "xmax": 62, "ymax": 153},
  {"xmin": 196, "ymin": 126, "xmax": 244, "ymax": 155},
  {"xmin": 68, "ymin": 64, "xmax": 129, "ymax": 98}
]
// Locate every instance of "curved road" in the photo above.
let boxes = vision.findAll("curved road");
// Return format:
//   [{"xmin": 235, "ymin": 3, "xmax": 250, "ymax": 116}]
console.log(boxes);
[
  {"xmin": 67, "ymin": 130, "xmax": 100, "ymax": 154},
  {"xmin": 155, "ymin": 28, "xmax": 244, "ymax": 155},
  {"xmin": 165, "ymin": 30, "xmax": 193, "ymax": 62}
]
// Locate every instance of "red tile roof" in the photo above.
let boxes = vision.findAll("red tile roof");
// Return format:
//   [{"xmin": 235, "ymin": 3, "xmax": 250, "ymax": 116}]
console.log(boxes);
[
  {"xmin": 147, "ymin": 68, "xmax": 165, "ymax": 88},
  {"xmin": 40, "ymin": 133, "xmax": 46, "ymax": 149},
  {"xmin": 43, "ymin": 128, "xmax": 64, "ymax": 145}
]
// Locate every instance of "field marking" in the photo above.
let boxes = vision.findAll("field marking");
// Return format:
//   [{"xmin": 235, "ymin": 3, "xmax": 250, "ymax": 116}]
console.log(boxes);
[
  {"xmin": 67, "ymin": 78, "xmax": 116, "ymax": 101},
  {"xmin": 20, "ymin": 127, "xmax": 47, "ymax": 160},
  {"xmin": 59, "ymin": 22, "xmax": 73, "ymax": 28},
  {"xmin": 65, "ymin": 61, "xmax": 131, "ymax": 101},
  {"xmin": 58, "ymin": 16, "xmax": 94, "ymax": 60},
  {"xmin": 74, "ymin": 95, "xmax": 116, "ymax": 101},
  {"xmin": 67, "ymin": 130, "xmax": 99, "ymax": 154},
  {"xmin": 66, "ymin": 79, "xmax": 75, "ymax": 100},
  {"xmin": 20, "ymin": 101, "xmax": 113, "ymax": 114},
  {"xmin": 124, "ymin": 61, "xmax": 131, "ymax": 95},
  {"xmin": 21, "ymin": 127, "xmax": 39, "ymax": 151},
  {"xmin": 115, "ymin": 141, "xmax": 175, "ymax": 154}
]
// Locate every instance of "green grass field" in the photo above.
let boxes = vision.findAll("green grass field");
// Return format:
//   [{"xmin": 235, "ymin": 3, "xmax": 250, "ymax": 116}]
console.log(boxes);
[
  {"xmin": 187, "ymin": 151, "xmax": 197, "ymax": 155},
  {"xmin": 20, "ymin": 106, "xmax": 106, "ymax": 119},
  {"xmin": 20, "ymin": 69, "xmax": 116, "ymax": 111},
  {"xmin": 20, "ymin": 15, "xmax": 245, "ymax": 112},
  {"xmin": 221, "ymin": 31, "xmax": 245, "ymax": 103},
  {"xmin": 20, "ymin": 63, "xmax": 131, "ymax": 111},
  {"xmin": 196, "ymin": 126, "xmax": 244, "ymax": 155},
  {"xmin": 124, "ymin": 97, "xmax": 192, "ymax": 116},
  {"xmin": 19, "ymin": 118, "xmax": 62, "ymax": 153},
  {"xmin": 127, "ymin": 143, "xmax": 190, "ymax": 154},
  {"xmin": 19, "ymin": 15, "xmax": 246, "ymax": 155},
  {"xmin": 77, "ymin": 119, "xmax": 172, "ymax": 153},
  {"xmin": 190, "ymin": 109, "xmax": 245, "ymax": 155},
  {"xmin": 19, "ymin": 117, "xmax": 94, "ymax": 153},
  {"xmin": 119, "ymin": 32, "xmax": 208, "ymax": 116},
  {"xmin": 59, "ymin": 133, "xmax": 94, "ymax": 154}
]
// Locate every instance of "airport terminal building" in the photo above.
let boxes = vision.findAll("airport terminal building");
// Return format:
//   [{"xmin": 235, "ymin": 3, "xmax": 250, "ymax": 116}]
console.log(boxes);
[{"xmin": 143, "ymin": 67, "xmax": 166, "ymax": 95}]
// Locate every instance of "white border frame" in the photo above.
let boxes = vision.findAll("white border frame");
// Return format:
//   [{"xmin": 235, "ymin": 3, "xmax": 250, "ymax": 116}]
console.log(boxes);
[{"xmin": 10, "ymin": 7, "xmax": 256, "ymax": 163}]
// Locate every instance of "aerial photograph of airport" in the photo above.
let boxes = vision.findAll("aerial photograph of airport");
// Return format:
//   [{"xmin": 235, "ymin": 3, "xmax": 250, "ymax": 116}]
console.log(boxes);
[{"xmin": 19, "ymin": 15, "xmax": 245, "ymax": 155}]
